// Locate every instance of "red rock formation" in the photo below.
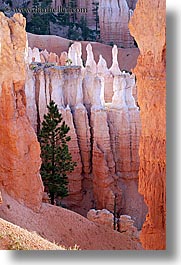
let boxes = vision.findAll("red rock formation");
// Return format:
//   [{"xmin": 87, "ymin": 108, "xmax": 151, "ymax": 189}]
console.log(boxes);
[
  {"xmin": 129, "ymin": 0, "xmax": 166, "ymax": 250},
  {"xmin": 0, "ymin": 13, "xmax": 43, "ymax": 212},
  {"xmin": 87, "ymin": 209, "xmax": 114, "ymax": 229},
  {"xmin": 91, "ymin": 107, "xmax": 122, "ymax": 213},
  {"xmin": 60, "ymin": 107, "xmax": 83, "ymax": 208},
  {"xmin": 25, "ymin": 43, "xmax": 147, "ymax": 227},
  {"xmin": 73, "ymin": 104, "xmax": 91, "ymax": 175}
]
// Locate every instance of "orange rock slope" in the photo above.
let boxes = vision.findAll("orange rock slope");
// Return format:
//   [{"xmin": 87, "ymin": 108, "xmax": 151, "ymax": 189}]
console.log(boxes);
[
  {"xmin": 129, "ymin": 0, "xmax": 166, "ymax": 249},
  {"xmin": 0, "ymin": 13, "xmax": 43, "ymax": 212}
]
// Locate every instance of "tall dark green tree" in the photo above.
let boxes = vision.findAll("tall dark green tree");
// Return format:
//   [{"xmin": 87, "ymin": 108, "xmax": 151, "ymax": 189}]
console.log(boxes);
[{"xmin": 39, "ymin": 100, "xmax": 77, "ymax": 205}]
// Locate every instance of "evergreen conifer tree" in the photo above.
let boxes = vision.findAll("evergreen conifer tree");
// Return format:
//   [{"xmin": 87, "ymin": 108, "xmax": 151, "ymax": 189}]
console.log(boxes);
[{"xmin": 39, "ymin": 100, "xmax": 76, "ymax": 205}]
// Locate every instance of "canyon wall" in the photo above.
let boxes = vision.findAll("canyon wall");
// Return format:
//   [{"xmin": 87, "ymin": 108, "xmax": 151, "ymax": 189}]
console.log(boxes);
[
  {"xmin": 26, "ymin": 42, "xmax": 147, "ymax": 228},
  {"xmin": 4, "ymin": 0, "xmax": 138, "ymax": 48},
  {"xmin": 129, "ymin": 0, "xmax": 166, "ymax": 249},
  {"xmin": 52, "ymin": 0, "xmax": 137, "ymax": 47},
  {"xmin": 0, "ymin": 13, "xmax": 43, "ymax": 212},
  {"xmin": 98, "ymin": 0, "xmax": 135, "ymax": 48}
]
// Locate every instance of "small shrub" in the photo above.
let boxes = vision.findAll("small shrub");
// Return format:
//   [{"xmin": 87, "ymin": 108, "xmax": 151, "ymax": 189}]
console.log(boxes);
[{"xmin": 66, "ymin": 58, "xmax": 73, "ymax": 66}]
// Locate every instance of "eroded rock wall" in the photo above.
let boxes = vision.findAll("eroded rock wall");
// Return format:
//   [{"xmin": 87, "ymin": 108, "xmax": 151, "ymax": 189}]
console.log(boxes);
[
  {"xmin": 0, "ymin": 13, "xmax": 43, "ymax": 212},
  {"xmin": 98, "ymin": 0, "xmax": 135, "ymax": 48},
  {"xmin": 26, "ymin": 43, "xmax": 147, "ymax": 228},
  {"xmin": 129, "ymin": 0, "xmax": 166, "ymax": 249}
]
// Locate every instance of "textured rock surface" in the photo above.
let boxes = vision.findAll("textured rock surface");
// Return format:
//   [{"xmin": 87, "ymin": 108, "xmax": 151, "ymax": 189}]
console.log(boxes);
[
  {"xmin": 129, "ymin": 0, "xmax": 166, "ymax": 249},
  {"xmin": 87, "ymin": 209, "xmax": 139, "ymax": 238},
  {"xmin": 26, "ymin": 43, "xmax": 147, "ymax": 228},
  {"xmin": 87, "ymin": 209, "xmax": 114, "ymax": 229},
  {"xmin": 0, "ymin": 13, "xmax": 43, "ymax": 212},
  {"xmin": 60, "ymin": 107, "xmax": 83, "ymax": 207},
  {"xmin": 99, "ymin": 0, "xmax": 135, "ymax": 48},
  {"xmin": 119, "ymin": 215, "xmax": 138, "ymax": 238},
  {"xmin": 91, "ymin": 107, "xmax": 122, "ymax": 212}
]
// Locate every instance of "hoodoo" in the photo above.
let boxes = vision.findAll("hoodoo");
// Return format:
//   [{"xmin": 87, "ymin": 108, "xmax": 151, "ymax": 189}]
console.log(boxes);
[
  {"xmin": 0, "ymin": 13, "xmax": 43, "ymax": 212},
  {"xmin": 25, "ymin": 42, "xmax": 147, "ymax": 228},
  {"xmin": 0, "ymin": 0, "xmax": 166, "ymax": 250}
]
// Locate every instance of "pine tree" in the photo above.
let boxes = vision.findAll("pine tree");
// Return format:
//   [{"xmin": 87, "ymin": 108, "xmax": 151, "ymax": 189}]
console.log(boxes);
[{"xmin": 39, "ymin": 100, "xmax": 77, "ymax": 205}]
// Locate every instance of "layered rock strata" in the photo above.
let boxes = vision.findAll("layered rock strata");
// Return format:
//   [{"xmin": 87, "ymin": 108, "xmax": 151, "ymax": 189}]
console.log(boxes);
[
  {"xmin": 26, "ymin": 43, "xmax": 147, "ymax": 228},
  {"xmin": 0, "ymin": 13, "xmax": 43, "ymax": 212},
  {"xmin": 129, "ymin": 0, "xmax": 166, "ymax": 249}
]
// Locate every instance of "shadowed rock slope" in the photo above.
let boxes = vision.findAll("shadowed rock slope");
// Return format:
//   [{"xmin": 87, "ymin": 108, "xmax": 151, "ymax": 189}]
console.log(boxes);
[{"xmin": 0, "ymin": 192, "xmax": 142, "ymax": 250}]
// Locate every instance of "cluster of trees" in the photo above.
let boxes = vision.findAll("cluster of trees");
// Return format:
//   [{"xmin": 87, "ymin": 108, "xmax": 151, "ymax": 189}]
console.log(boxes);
[
  {"xmin": 1, "ymin": 0, "xmax": 100, "ymax": 41},
  {"xmin": 25, "ymin": 0, "xmax": 55, "ymax": 35},
  {"xmin": 22, "ymin": 0, "xmax": 100, "ymax": 41}
]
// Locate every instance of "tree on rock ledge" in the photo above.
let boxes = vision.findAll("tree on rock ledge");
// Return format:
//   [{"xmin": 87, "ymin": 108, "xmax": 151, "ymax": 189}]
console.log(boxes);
[{"xmin": 39, "ymin": 100, "xmax": 76, "ymax": 205}]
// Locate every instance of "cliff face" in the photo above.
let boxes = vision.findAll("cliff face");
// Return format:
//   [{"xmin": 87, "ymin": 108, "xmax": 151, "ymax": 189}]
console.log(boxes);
[
  {"xmin": 26, "ymin": 42, "xmax": 147, "ymax": 228},
  {"xmin": 98, "ymin": 0, "xmax": 135, "ymax": 48},
  {"xmin": 129, "ymin": 0, "xmax": 166, "ymax": 249},
  {"xmin": 0, "ymin": 13, "xmax": 43, "ymax": 211}
]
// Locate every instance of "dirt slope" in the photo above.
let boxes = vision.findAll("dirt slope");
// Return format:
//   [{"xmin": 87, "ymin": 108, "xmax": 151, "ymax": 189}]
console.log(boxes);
[
  {"xmin": 0, "ymin": 191, "xmax": 142, "ymax": 250},
  {"xmin": 0, "ymin": 218, "xmax": 69, "ymax": 250}
]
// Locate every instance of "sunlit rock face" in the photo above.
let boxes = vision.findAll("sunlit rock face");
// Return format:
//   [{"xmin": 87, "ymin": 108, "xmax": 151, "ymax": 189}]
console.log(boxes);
[
  {"xmin": 98, "ymin": 0, "xmax": 135, "ymax": 48},
  {"xmin": 26, "ymin": 42, "xmax": 147, "ymax": 229},
  {"xmin": 129, "ymin": 0, "xmax": 166, "ymax": 249},
  {"xmin": 0, "ymin": 13, "xmax": 43, "ymax": 212}
]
